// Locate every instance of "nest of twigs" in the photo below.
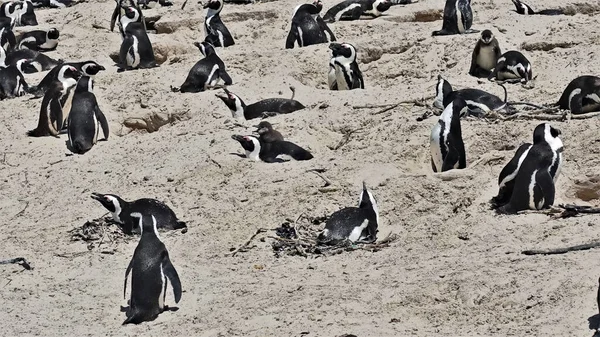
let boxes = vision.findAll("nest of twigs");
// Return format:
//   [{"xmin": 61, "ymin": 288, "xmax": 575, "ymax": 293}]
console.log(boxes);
[{"xmin": 68, "ymin": 217, "xmax": 133, "ymax": 252}]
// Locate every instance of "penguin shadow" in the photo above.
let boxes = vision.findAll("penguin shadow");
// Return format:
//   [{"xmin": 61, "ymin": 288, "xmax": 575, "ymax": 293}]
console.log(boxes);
[
  {"xmin": 588, "ymin": 314, "xmax": 600, "ymax": 334},
  {"xmin": 228, "ymin": 152, "xmax": 290, "ymax": 163},
  {"xmin": 120, "ymin": 304, "xmax": 180, "ymax": 313}
]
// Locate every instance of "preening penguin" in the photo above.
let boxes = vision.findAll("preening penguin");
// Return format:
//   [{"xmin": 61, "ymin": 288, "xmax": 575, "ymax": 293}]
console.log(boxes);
[
  {"xmin": 0, "ymin": 18, "xmax": 16, "ymax": 51},
  {"xmin": 322, "ymin": 0, "xmax": 391, "ymax": 22},
  {"xmin": 328, "ymin": 42, "xmax": 364, "ymax": 90},
  {"xmin": 432, "ymin": 0, "xmax": 477, "ymax": 36},
  {"xmin": 254, "ymin": 121, "xmax": 284, "ymax": 143},
  {"xmin": 433, "ymin": 75, "xmax": 509, "ymax": 116},
  {"xmin": 430, "ymin": 97, "xmax": 467, "ymax": 172},
  {"xmin": 497, "ymin": 123, "xmax": 563, "ymax": 214},
  {"xmin": 117, "ymin": 5, "xmax": 158, "ymax": 72},
  {"xmin": 231, "ymin": 134, "xmax": 313, "ymax": 163},
  {"xmin": 67, "ymin": 77, "xmax": 109, "ymax": 154},
  {"xmin": 90, "ymin": 193, "xmax": 187, "ymax": 235},
  {"xmin": 29, "ymin": 60, "xmax": 105, "ymax": 98},
  {"xmin": 27, "ymin": 65, "xmax": 81, "ymax": 137},
  {"xmin": 4, "ymin": 48, "xmax": 61, "ymax": 73},
  {"xmin": 216, "ymin": 87, "xmax": 305, "ymax": 120},
  {"xmin": 510, "ymin": 0, "xmax": 563, "ymax": 15},
  {"xmin": 204, "ymin": 0, "xmax": 234, "ymax": 47},
  {"xmin": 17, "ymin": 28, "xmax": 59, "ymax": 51},
  {"xmin": 317, "ymin": 182, "xmax": 379, "ymax": 245},
  {"xmin": 556, "ymin": 76, "xmax": 600, "ymax": 114},
  {"xmin": 489, "ymin": 51, "xmax": 532, "ymax": 84},
  {"xmin": 1, "ymin": 0, "xmax": 37, "ymax": 26},
  {"xmin": 285, "ymin": 0, "xmax": 334, "ymax": 49},
  {"xmin": 0, "ymin": 58, "xmax": 30, "ymax": 100},
  {"xmin": 469, "ymin": 30, "xmax": 501, "ymax": 78},
  {"xmin": 123, "ymin": 212, "xmax": 182, "ymax": 325},
  {"xmin": 172, "ymin": 41, "xmax": 232, "ymax": 93}
]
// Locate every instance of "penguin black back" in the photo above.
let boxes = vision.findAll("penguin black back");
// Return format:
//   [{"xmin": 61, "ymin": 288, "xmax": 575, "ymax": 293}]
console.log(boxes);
[
  {"xmin": 511, "ymin": 0, "xmax": 563, "ymax": 15},
  {"xmin": 216, "ymin": 88, "xmax": 305, "ymax": 120},
  {"xmin": 285, "ymin": 1, "xmax": 328, "ymax": 49},
  {"xmin": 432, "ymin": 0, "xmax": 476, "ymax": 36},
  {"xmin": 6, "ymin": 48, "xmax": 60, "ymax": 73},
  {"xmin": 433, "ymin": 75, "xmax": 508, "ymax": 116},
  {"xmin": 204, "ymin": 0, "xmax": 234, "ymax": 47},
  {"xmin": 231, "ymin": 134, "xmax": 313, "ymax": 163},
  {"xmin": 29, "ymin": 60, "xmax": 105, "ymax": 98},
  {"xmin": 176, "ymin": 41, "xmax": 232, "ymax": 93},
  {"xmin": 556, "ymin": 76, "xmax": 600, "ymax": 114},
  {"xmin": 0, "ymin": 58, "xmax": 29, "ymax": 100},
  {"xmin": 67, "ymin": 76, "xmax": 109, "ymax": 154}
]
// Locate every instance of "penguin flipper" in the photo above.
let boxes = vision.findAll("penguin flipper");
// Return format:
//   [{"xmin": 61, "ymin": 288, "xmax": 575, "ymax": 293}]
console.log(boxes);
[
  {"xmin": 441, "ymin": 142, "xmax": 459, "ymax": 172},
  {"xmin": 161, "ymin": 254, "xmax": 182, "ymax": 303},
  {"xmin": 568, "ymin": 92, "xmax": 583, "ymax": 114},
  {"xmin": 123, "ymin": 257, "xmax": 133, "ymax": 299},
  {"xmin": 285, "ymin": 25, "xmax": 297, "ymax": 49},
  {"xmin": 50, "ymin": 97, "xmax": 63, "ymax": 134},
  {"xmin": 536, "ymin": 169, "xmax": 555, "ymax": 209},
  {"xmin": 96, "ymin": 106, "xmax": 110, "ymax": 140},
  {"xmin": 219, "ymin": 68, "xmax": 233, "ymax": 86}
]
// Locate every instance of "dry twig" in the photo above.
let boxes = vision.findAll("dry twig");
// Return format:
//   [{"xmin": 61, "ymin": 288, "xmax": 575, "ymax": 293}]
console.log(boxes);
[
  {"xmin": 227, "ymin": 228, "xmax": 269, "ymax": 257},
  {"xmin": 0, "ymin": 257, "xmax": 32, "ymax": 270}
]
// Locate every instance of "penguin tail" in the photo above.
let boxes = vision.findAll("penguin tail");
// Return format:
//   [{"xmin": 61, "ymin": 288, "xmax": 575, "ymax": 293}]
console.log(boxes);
[{"xmin": 72, "ymin": 140, "xmax": 92, "ymax": 154}]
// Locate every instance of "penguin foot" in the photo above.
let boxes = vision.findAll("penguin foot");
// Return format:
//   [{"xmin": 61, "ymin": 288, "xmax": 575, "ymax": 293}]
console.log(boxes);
[{"xmin": 170, "ymin": 85, "xmax": 181, "ymax": 92}]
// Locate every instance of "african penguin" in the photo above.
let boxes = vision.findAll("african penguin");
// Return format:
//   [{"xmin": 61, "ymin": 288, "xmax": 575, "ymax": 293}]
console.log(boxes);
[
  {"xmin": 123, "ymin": 212, "xmax": 182, "ymax": 325},
  {"xmin": 204, "ymin": 0, "xmax": 234, "ymax": 48},
  {"xmin": 0, "ymin": 58, "xmax": 29, "ymax": 100},
  {"xmin": 556, "ymin": 76, "xmax": 600, "ymax": 114},
  {"xmin": 0, "ymin": 18, "xmax": 16, "ymax": 51},
  {"xmin": 17, "ymin": 28, "xmax": 59, "ymax": 51},
  {"xmin": 216, "ymin": 87, "xmax": 305, "ymax": 120},
  {"xmin": 433, "ymin": 75, "xmax": 510, "ymax": 117},
  {"xmin": 497, "ymin": 123, "xmax": 563, "ymax": 214},
  {"xmin": 30, "ymin": 0, "xmax": 74, "ymax": 8},
  {"xmin": 4, "ymin": 48, "xmax": 61, "ymax": 73},
  {"xmin": 27, "ymin": 65, "xmax": 81, "ymax": 137},
  {"xmin": 432, "ymin": 0, "xmax": 477, "ymax": 36},
  {"xmin": 29, "ymin": 60, "xmax": 105, "ymax": 98},
  {"xmin": 254, "ymin": 121, "xmax": 283, "ymax": 143},
  {"xmin": 323, "ymin": 0, "xmax": 391, "ymax": 22},
  {"xmin": 317, "ymin": 182, "xmax": 379, "ymax": 245},
  {"xmin": 17, "ymin": 0, "xmax": 37, "ymax": 26},
  {"xmin": 510, "ymin": 0, "xmax": 563, "ymax": 15},
  {"xmin": 66, "ymin": 77, "xmax": 109, "ymax": 154},
  {"xmin": 469, "ymin": 29, "xmax": 501, "ymax": 78},
  {"xmin": 328, "ymin": 42, "xmax": 364, "ymax": 90},
  {"xmin": 137, "ymin": 0, "xmax": 172, "ymax": 10},
  {"xmin": 231, "ymin": 134, "xmax": 313, "ymax": 163},
  {"xmin": 0, "ymin": 2, "xmax": 21, "ymax": 26},
  {"xmin": 313, "ymin": 0, "xmax": 336, "ymax": 42},
  {"xmin": 285, "ymin": 0, "xmax": 334, "ymax": 49},
  {"xmin": 430, "ymin": 97, "xmax": 467, "ymax": 172},
  {"xmin": 489, "ymin": 51, "xmax": 532, "ymax": 84},
  {"xmin": 90, "ymin": 193, "xmax": 187, "ymax": 235},
  {"xmin": 110, "ymin": 0, "xmax": 143, "ymax": 34},
  {"xmin": 118, "ymin": 5, "xmax": 157, "ymax": 72},
  {"xmin": 172, "ymin": 41, "xmax": 232, "ymax": 93}
]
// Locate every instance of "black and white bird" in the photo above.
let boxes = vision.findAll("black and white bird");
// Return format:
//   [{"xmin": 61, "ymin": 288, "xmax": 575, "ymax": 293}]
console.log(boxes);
[
  {"xmin": 430, "ymin": 97, "xmax": 467, "ymax": 172},
  {"xmin": 328, "ymin": 42, "xmax": 364, "ymax": 90},
  {"xmin": 173, "ymin": 41, "xmax": 232, "ymax": 93},
  {"xmin": 29, "ymin": 60, "xmax": 105, "ymax": 98},
  {"xmin": 203, "ymin": 0, "xmax": 234, "ymax": 47},
  {"xmin": 1, "ymin": 0, "xmax": 38, "ymax": 26},
  {"xmin": 117, "ymin": 5, "xmax": 158, "ymax": 71},
  {"xmin": 432, "ymin": 0, "xmax": 477, "ymax": 36},
  {"xmin": 17, "ymin": 28, "xmax": 59, "ymax": 51},
  {"xmin": 489, "ymin": 51, "xmax": 532, "ymax": 84},
  {"xmin": 66, "ymin": 77, "xmax": 109, "ymax": 154},
  {"xmin": 216, "ymin": 87, "xmax": 305, "ymax": 120},
  {"xmin": 322, "ymin": 0, "xmax": 391, "ymax": 22},
  {"xmin": 433, "ymin": 75, "xmax": 510, "ymax": 117},
  {"xmin": 4, "ymin": 47, "xmax": 61, "ymax": 73},
  {"xmin": 0, "ymin": 57, "xmax": 29, "ymax": 100},
  {"xmin": 231, "ymin": 134, "xmax": 313, "ymax": 163},
  {"xmin": 317, "ymin": 182, "xmax": 379, "ymax": 245},
  {"xmin": 556, "ymin": 76, "xmax": 600, "ymax": 114},
  {"xmin": 0, "ymin": 17, "xmax": 16, "ymax": 51},
  {"xmin": 510, "ymin": 0, "xmax": 563, "ymax": 15},
  {"xmin": 285, "ymin": 0, "xmax": 335, "ymax": 49}
]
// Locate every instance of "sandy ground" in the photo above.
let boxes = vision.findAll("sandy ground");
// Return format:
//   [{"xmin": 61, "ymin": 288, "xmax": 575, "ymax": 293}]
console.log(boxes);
[{"xmin": 2, "ymin": 0, "xmax": 600, "ymax": 335}]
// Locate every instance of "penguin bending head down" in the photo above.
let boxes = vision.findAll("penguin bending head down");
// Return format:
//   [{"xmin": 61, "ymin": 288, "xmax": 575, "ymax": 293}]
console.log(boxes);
[
  {"xmin": 0, "ymin": 18, "xmax": 17, "ymax": 51},
  {"xmin": 67, "ymin": 76, "xmax": 109, "ymax": 154},
  {"xmin": 231, "ymin": 134, "xmax": 313, "ymax": 163},
  {"xmin": 317, "ymin": 182, "xmax": 379, "ymax": 245},
  {"xmin": 433, "ymin": 75, "xmax": 509, "ymax": 117},
  {"xmin": 432, "ymin": 0, "xmax": 477, "ymax": 36},
  {"xmin": 328, "ymin": 42, "xmax": 364, "ymax": 90},
  {"xmin": 0, "ymin": 58, "xmax": 30, "ymax": 100},
  {"xmin": 556, "ymin": 76, "xmax": 600, "ymax": 114},
  {"xmin": 117, "ymin": 5, "xmax": 158, "ymax": 72},
  {"xmin": 430, "ymin": 97, "xmax": 467, "ymax": 172},
  {"xmin": 469, "ymin": 30, "xmax": 501, "ymax": 78},
  {"xmin": 285, "ymin": 0, "xmax": 335, "ymax": 49},
  {"xmin": 173, "ymin": 41, "xmax": 232, "ymax": 93},
  {"xmin": 216, "ymin": 87, "xmax": 305, "ymax": 120},
  {"xmin": 123, "ymin": 212, "xmax": 182, "ymax": 325},
  {"xmin": 489, "ymin": 51, "xmax": 532, "ymax": 84}
]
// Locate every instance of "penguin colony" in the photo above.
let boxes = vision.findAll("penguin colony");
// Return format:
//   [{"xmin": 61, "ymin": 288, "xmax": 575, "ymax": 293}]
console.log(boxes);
[{"xmin": 1, "ymin": 0, "xmax": 599, "ymax": 328}]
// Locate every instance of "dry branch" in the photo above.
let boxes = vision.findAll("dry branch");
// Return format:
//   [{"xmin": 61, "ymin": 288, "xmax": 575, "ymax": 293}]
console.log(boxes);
[
  {"xmin": 523, "ymin": 241, "xmax": 600, "ymax": 255},
  {"xmin": 0, "ymin": 257, "xmax": 32, "ymax": 270},
  {"xmin": 226, "ymin": 228, "xmax": 269, "ymax": 257}
]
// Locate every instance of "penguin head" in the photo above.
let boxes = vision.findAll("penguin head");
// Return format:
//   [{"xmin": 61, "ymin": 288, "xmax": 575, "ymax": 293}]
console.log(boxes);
[
  {"xmin": 81, "ymin": 61, "xmax": 106, "ymax": 77},
  {"xmin": 203, "ymin": 0, "xmax": 222, "ymax": 12},
  {"xmin": 129, "ymin": 212, "xmax": 159, "ymax": 237},
  {"xmin": 91, "ymin": 193, "xmax": 126, "ymax": 221},
  {"xmin": 312, "ymin": 0, "xmax": 323, "ymax": 12},
  {"xmin": 121, "ymin": 5, "xmax": 140, "ymax": 24},
  {"xmin": 329, "ymin": 42, "xmax": 357, "ymax": 64},
  {"xmin": 434, "ymin": 75, "xmax": 453, "ymax": 109},
  {"xmin": 58, "ymin": 65, "xmax": 82, "ymax": 87},
  {"xmin": 358, "ymin": 182, "xmax": 379, "ymax": 226},
  {"xmin": 47, "ymin": 28, "xmax": 59, "ymax": 40},
  {"xmin": 194, "ymin": 41, "xmax": 216, "ymax": 57},
  {"xmin": 480, "ymin": 30, "xmax": 494, "ymax": 44},
  {"xmin": 231, "ymin": 134, "xmax": 261, "ymax": 161},
  {"xmin": 533, "ymin": 123, "xmax": 563, "ymax": 150},
  {"xmin": 216, "ymin": 89, "xmax": 246, "ymax": 118},
  {"xmin": 373, "ymin": 0, "xmax": 391, "ymax": 13},
  {"xmin": 254, "ymin": 121, "xmax": 273, "ymax": 135}
]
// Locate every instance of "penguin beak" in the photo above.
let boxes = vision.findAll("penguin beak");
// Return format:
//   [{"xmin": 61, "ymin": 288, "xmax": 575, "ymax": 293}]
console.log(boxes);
[
  {"xmin": 231, "ymin": 134, "xmax": 244, "ymax": 142},
  {"xmin": 215, "ymin": 92, "xmax": 228, "ymax": 99},
  {"xmin": 91, "ymin": 193, "xmax": 104, "ymax": 202},
  {"xmin": 329, "ymin": 43, "xmax": 341, "ymax": 51}
]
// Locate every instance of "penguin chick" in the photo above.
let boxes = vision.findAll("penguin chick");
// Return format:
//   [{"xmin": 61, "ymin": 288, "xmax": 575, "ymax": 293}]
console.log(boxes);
[
  {"xmin": 254, "ymin": 121, "xmax": 283, "ymax": 143},
  {"xmin": 216, "ymin": 87, "xmax": 305, "ymax": 120},
  {"xmin": 317, "ymin": 182, "xmax": 379, "ymax": 245},
  {"xmin": 231, "ymin": 134, "xmax": 313, "ymax": 163},
  {"xmin": 469, "ymin": 29, "xmax": 501, "ymax": 78},
  {"xmin": 328, "ymin": 42, "xmax": 364, "ymax": 90}
]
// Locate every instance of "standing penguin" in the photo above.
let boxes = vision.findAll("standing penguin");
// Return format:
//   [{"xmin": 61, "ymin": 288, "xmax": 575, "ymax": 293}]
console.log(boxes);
[
  {"xmin": 285, "ymin": 0, "xmax": 334, "ymax": 49},
  {"xmin": 510, "ymin": 0, "xmax": 562, "ymax": 15},
  {"xmin": 323, "ymin": 0, "xmax": 391, "ymax": 22},
  {"xmin": 0, "ymin": 58, "xmax": 29, "ymax": 99},
  {"xmin": 29, "ymin": 60, "xmax": 105, "ymax": 98},
  {"xmin": 430, "ymin": 97, "xmax": 467, "ymax": 172},
  {"xmin": 172, "ymin": 41, "xmax": 232, "ymax": 93},
  {"xmin": 118, "ymin": 5, "xmax": 157, "ymax": 72},
  {"xmin": 231, "ymin": 134, "xmax": 313, "ymax": 163},
  {"xmin": 17, "ymin": 0, "xmax": 37, "ymax": 26},
  {"xmin": 469, "ymin": 29, "xmax": 501, "ymax": 78},
  {"xmin": 489, "ymin": 51, "xmax": 532, "ymax": 84},
  {"xmin": 498, "ymin": 123, "xmax": 563, "ymax": 214},
  {"xmin": 123, "ymin": 212, "xmax": 182, "ymax": 325},
  {"xmin": 216, "ymin": 87, "xmax": 305, "ymax": 120},
  {"xmin": 0, "ymin": 2, "xmax": 21, "ymax": 26},
  {"xmin": 0, "ymin": 18, "xmax": 16, "ymax": 51},
  {"xmin": 556, "ymin": 76, "xmax": 600, "ymax": 114},
  {"xmin": 17, "ymin": 28, "xmax": 59, "ymax": 51},
  {"xmin": 27, "ymin": 65, "xmax": 81, "ymax": 137},
  {"xmin": 432, "ymin": 0, "xmax": 477, "ymax": 36},
  {"xmin": 67, "ymin": 77, "xmax": 109, "ymax": 154},
  {"xmin": 204, "ymin": 0, "xmax": 234, "ymax": 48},
  {"xmin": 317, "ymin": 182, "xmax": 379, "ymax": 245},
  {"xmin": 254, "ymin": 121, "xmax": 283, "ymax": 143},
  {"xmin": 328, "ymin": 42, "xmax": 364, "ymax": 90}
]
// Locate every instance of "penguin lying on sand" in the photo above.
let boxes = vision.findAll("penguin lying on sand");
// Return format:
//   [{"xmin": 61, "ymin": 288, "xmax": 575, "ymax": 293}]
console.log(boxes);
[
  {"xmin": 317, "ymin": 182, "xmax": 379, "ymax": 245},
  {"xmin": 172, "ymin": 41, "xmax": 232, "ymax": 93},
  {"xmin": 0, "ymin": 58, "xmax": 30, "ymax": 100},
  {"xmin": 91, "ymin": 193, "xmax": 187, "ymax": 235},
  {"xmin": 3, "ymin": 47, "xmax": 61, "ymax": 73},
  {"xmin": 216, "ymin": 87, "xmax": 305, "ymax": 120},
  {"xmin": 254, "ymin": 121, "xmax": 283, "ymax": 143},
  {"xmin": 430, "ymin": 98, "xmax": 467, "ymax": 172},
  {"xmin": 489, "ymin": 51, "xmax": 532, "ymax": 84},
  {"xmin": 67, "ymin": 77, "xmax": 109, "ymax": 154},
  {"xmin": 432, "ymin": 0, "xmax": 477, "ymax": 36},
  {"xmin": 510, "ymin": 0, "xmax": 563, "ymax": 15},
  {"xmin": 123, "ymin": 212, "xmax": 181, "ymax": 325},
  {"xmin": 17, "ymin": 28, "xmax": 59, "ymax": 51},
  {"xmin": 30, "ymin": 0, "xmax": 76, "ymax": 8},
  {"xmin": 29, "ymin": 60, "xmax": 105, "ymax": 98},
  {"xmin": 556, "ymin": 76, "xmax": 600, "ymax": 114},
  {"xmin": 433, "ymin": 75, "xmax": 510, "ymax": 117},
  {"xmin": 231, "ymin": 134, "xmax": 313, "ymax": 163},
  {"xmin": 285, "ymin": 0, "xmax": 335, "ymax": 49},
  {"xmin": 1, "ymin": 0, "xmax": 38, "ymax": 26},
  {"xmin": 323, "ymin": 0, "xmax": 391, "ymax": 22},
  {"xmin": 328, "ymin": 42, "xmax": 364, "ymax": 90},
  {"xmin": 204, "ymin": 0, "xmax": 234, "ymax": 47}
]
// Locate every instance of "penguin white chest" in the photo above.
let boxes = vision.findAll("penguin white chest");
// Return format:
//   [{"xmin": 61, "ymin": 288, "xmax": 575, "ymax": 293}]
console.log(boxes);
[
  {"xmin": 477, "ymin": 46, "xmax": 497, "ymax": 70},
  {"xmin": 334, "ymin": 64, "xmax": 350, "ymax": 90},
  {"xmin": 126, "ymin": 36, "xmax": 140, "ymax": 68},
  {"xmin": 455, "ymin": 1, "xmax": 465, "ymax": 33}
]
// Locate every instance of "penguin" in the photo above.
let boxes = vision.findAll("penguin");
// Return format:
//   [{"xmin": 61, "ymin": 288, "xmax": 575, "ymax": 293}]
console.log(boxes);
[
  {"xmin": 17, "ymin": 28, "xmax": 59, "ymax": 51},
  {"xmin": 469, "ymin": 29, "xmax": 501, "ymax": 78},
  {"xmin": 285, "ymin": 0, "xmax": 334, "ymax": 49},
  {"xmin": 0, "ymin": 18, "xmax": 16, "ymax": 51},
  {"xmin": 4, "ymin": 48, "xmax": 61, "ymax": 73},
  {"xmin": 123, "ymin": 212, "xmax": 182, "ymax": 325},
  {"xmin": 254, "ymin": 121, "xmax": 283, "ymax": 143},
  {"xmin": 433, "ymin": 75, "xmax": 510, "ymax": 117},
  {"xmin": 0, "ymin": 2, "xmax": 21, "ymax": 25},
  {"xmin": 216, "ymin": 87, "xmax": 305, "ymax": 120},
  {"xmin": 110, "ymin": 0, "xmax": 142, "ymax": 35},
  {"xmin": 432, "ymin": 0, "xmax": 477, "ymax": 36},
  {"xmin": 137, "ymin": 0, "xmax": 172, "ymax": 9},
  {"xmin": 556, "ymin": 76, "xmax": 600, "ymax": 114},
  {"xmin": 491, "ymin": 125, "xmax": 563, "ymax": 208},
  {"xmin": 317, "ymin": 182, "xmax": 378, "ymax": 245},
  {"xmin": 90, "ymin": 193, "xmax": 187, "ymax": 235},
  {"xmin": 510, "ymin": 0, "xmax": 563, "ymax": 15},
  {"xmin": 16, "ymin": 0, "xmax": 37, "ymax": 26},
  {"xmin": 67, "ymin": 77, "xmax": 109, "ymax": 154},
  {"xmin": 29, "ymin": 60, "xmax": 105, "ymax": 98},
  {"xmin": 497, "ymin": 123, "xmax": 563, "ymax": 214},
  {"xmin": 27, "ymin": 65, "xmax": 81, "ymax": 137},
  {"xmin": 118, "ymin": 5, "xmax": 157, "ymax": 72},
  {"xmin": 430, "ymin": 97, "xmax": 467, "ymax": 172},
  {"xmin": 204, "ymin": 0, "xmax": 234, "ymax": 48},
  {"xmin": 389, "ymin": 0, "xmax": 414, "ymax": 4},
  {"xmin": 231, "ymin": 134, "xmax": 313, "ymax": 163},
  {"xmin": 322, "ymin": 0, "xmax": 391, "ymax": 22},
  {"xmin": 489, "ymin": 51, "xmax": 532, "ymax": 84},
  {"xmin": 328, "ymin": 42, "xmax": 364, "ymax": 90},
  {"xmin": 30, "ymin": 0, "xmax": 75, "ymax": 8},
  {"xmin": 172, "ymin": 41, "xmax": 232, "ymax": 93},
  {"xmin": 0, "ymin": 58, "xmax": 29, "ymax": 100}
]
